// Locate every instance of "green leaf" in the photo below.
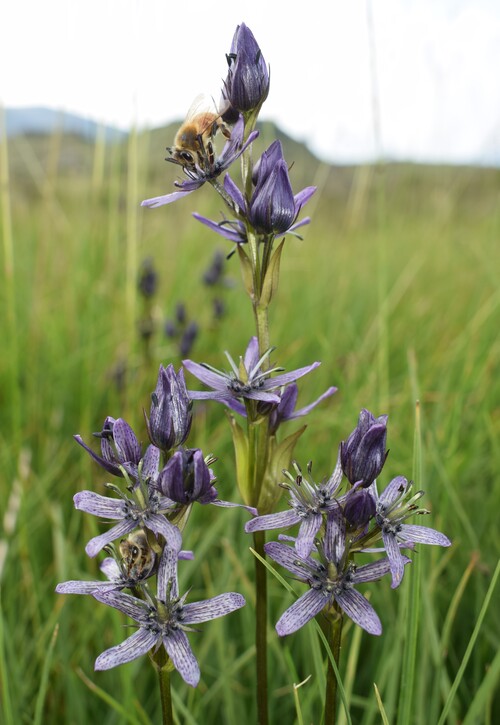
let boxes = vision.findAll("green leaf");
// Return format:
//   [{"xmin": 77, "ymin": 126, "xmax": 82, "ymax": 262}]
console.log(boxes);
[
  {"xmin": 237, "ymin": 244, "xmax": 254, "ymax": 300},
  {"xmin": 258, "ymin": 426, "xmax": 306, "ymax": 514},
  {"xmin": 228, "ymin": 413, "xmax": 250, "ymax": 505},
  {"xmin": 260, "ymin": 239, "xmax": 285, "ymax": 307}
]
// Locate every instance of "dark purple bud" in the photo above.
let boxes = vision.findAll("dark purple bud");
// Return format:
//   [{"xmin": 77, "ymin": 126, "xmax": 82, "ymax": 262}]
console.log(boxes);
[
  {"xmin": 341, "ymin": 409, "xmax": 388, "ymax": 488},
  {"xmin": 223, "ymin": 24, "xmax": 270, "ymax": 114},
  {"xmin": 146, "ymin": 365, "xmax": 192, "ymax": 452},
  {"xmin": 343, "ymin": 488, "xmax": 376, "ymax": 528},
  {"xmin": 179, "ymin": 322, "xmax": 198, "ymax": 357},
  {"xmin": 175, "ymin": 303, "xmax": 186, "ymax": 325},
  {"xmin": 164, "ymin": 319, "xmax": 177, "ymax": 339},
  {"xmin": 157, "ymin": 448, "xmax": 218, "ymax": 505},
  {"xmin": 213, "ymin": 297, "xmax": 225, "ymax": 319},
  {"xmin": 249, "ymin": 160, "xmax": 296, "ymax": 235},
  {"xmin": 138, "ymin": 257, "xmax": 158, "ymax": 299},
  {"xmin": 203, "ymin": 250, "xmax": 225, "ymax": 286}
]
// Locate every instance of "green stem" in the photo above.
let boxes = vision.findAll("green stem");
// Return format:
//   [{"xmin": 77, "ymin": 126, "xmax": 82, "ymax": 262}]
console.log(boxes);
[
  {"xmin": 253, "ymin": 530, "xmax": 268, "ymax": 725},
  {"xmin": 324, "ymin": 608, "xmax": 343, "ymax": 725},
  {"xmin": 157, "ymin": 666, "xmax": 174, "ymax": 725}
]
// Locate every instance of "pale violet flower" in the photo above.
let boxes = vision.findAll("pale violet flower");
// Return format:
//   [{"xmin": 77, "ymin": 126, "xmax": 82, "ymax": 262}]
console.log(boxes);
[{"xmin": 93, "ymin": 546, "xmax": 245, "ymax": 687}]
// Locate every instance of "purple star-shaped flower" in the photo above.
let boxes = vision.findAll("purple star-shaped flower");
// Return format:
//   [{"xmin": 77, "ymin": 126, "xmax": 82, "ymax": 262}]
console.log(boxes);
[
  {"xmin": 373, "ymin": 476, "xmax": 451, "ymax": 588},
  {"xmin": 93, "ymin": 546, "xmax": 245, "ymax": 686},
  {"xmin": 73, "ymin": 484, "xmax": 181, "ymax": 558},
  {"xmin": 265, "ymin": 509, "xmax": 409, "ymax": 636},
  {"xmin": 141, "ymin": 115, "xmax": 258, "ymax": 209},
  {"xmin": 245, "ymin": 458, "xmax": 343, "ymax": 557},
  {"xmin": 183, "ymin": 336, "xmax": 320, "ymax": 409}
]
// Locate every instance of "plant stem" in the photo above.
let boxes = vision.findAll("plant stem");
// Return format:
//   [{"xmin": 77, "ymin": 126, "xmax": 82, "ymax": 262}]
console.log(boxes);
[
  {"xmin": 324, "ymin": 608, "xmax": 343, "ymax": 725},
  {"xmin": 253, "ymin": 529, "xmax": 268, "ymax": 725},
  {"xmin": 157, "ymin": 665, "xmax": 174, "ymax": 725}
]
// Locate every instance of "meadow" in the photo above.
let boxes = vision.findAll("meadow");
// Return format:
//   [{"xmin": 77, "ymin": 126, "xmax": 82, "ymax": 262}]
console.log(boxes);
[{"xmin": 1, "ymin": 121, "xmax": 499, "ymax": 724}]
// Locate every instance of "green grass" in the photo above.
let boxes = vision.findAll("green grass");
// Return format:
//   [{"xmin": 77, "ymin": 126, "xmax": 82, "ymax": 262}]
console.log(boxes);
[{"xmin": 1, "ymin": 124, "xmax": 499, "ymax": 724}]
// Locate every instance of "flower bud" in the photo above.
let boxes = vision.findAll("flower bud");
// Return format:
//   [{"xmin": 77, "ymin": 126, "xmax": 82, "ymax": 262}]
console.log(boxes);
[
  {"xmin": 223, "ymin": 23, "xmax": 269, "ymax": 115},
  {"xmin": 146, "ymin": 365, "xmax": 192, "ymax": 452},
  {"xmin": 341, "ymin": 409, "xmax": 388, "ymax": 487},
  {"xmin": 249, "ymin": 160, "xmax": 296, "ymax": 234},
  {"xmin": 157, "ymin": 448, "xmax": 218, "ymax": 505},
  {"xmin": 343, "ymin": 488, "xmax": 376, "ymax": 528}
]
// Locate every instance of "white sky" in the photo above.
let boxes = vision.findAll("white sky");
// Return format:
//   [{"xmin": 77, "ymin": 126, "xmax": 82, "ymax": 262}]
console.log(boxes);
[{"xmin": 2, "ymin": 0, "xmax": 500, "ymax": 164}]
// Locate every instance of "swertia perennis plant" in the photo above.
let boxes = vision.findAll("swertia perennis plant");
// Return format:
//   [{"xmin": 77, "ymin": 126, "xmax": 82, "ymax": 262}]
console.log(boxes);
[{"xmin": 57, "ymin": 22, "xmax": 451, "ymax": 725}]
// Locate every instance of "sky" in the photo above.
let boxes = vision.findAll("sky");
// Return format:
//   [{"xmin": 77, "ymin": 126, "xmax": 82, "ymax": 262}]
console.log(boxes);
[{"xmin": 2, "ymin": 0, "xmax": 500, "ymax": 164}]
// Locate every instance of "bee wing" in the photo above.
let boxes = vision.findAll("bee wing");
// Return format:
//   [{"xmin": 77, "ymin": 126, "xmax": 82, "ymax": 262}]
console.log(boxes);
[{"xmin": 184, "ymin": 93, "xmax": 218, "ymax": 122}]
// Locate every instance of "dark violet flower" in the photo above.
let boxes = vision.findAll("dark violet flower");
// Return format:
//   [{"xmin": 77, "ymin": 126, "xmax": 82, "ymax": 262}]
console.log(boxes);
[
  {"xmin": 341, "ymin": 409, "xmax": 389, "ymax": 488},
  {"xmin": 74, "ymin": 417, "xmax": 142, "ymax": 479},
  {"xmin": 141, "ymin": 115, "xmax": 258, "ymax": 209},
  {"xmin": 373, "ymin": 476, "xmax": 452, "ymax": 588},
  {"xmin": 246, "ymin": 459, "xmax": 343, "ymax": 558},
  {"xmin": 93, "ymin": 546, "xmax": 245, "ymax": 686},
  {"xmin": 265, "ymin": 509, "xmax": 405, "ymax": 636},
  {"xmin": 183, "ymin": 336, "xmax": 320, "ymax": 408},
  {"xmin": 156, "ymin": 448, "xmax": 257, "ymax": 515},
  {"xmin": 73, "ymin": 483, "xmax": 181, "ymax": 558},
  {"xmin": 222, "ymin": 23, "xmax": 270, "ymax": 115},
  {"xmin": 146, "ymin": 364, "xmax": 192, "ymax": 453}
]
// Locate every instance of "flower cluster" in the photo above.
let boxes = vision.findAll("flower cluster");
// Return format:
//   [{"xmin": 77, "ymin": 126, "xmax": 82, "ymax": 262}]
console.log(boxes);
[
  {"xmin": 57, "ymin": 364, "xmax": 251, "ymax": 686},
  {"xmin": 245, "ymin": 409, "xmax": 451, "ymax": 636}
]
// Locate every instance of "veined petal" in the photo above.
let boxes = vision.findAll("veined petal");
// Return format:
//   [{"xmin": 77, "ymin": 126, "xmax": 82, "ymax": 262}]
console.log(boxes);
[
  {"xmin": 350, "ymin": 558, "xmax": 393, "ymax": 584},
  {"xmin": 211, "ymin": 499, "xmax": 258, "ymax": 515},
  {"xmin": 163, "ymin": 629, "xmax": 200, "ymax": 687},
  {"xmin": 399, "ymin": 524, "xmax": 451, "ymax": 547},
  {"xmin": 223, "ymin": 173, "xmax": 245, "ymax": 211},
  {"xmin": 56, "ymin": 580, "xmax": 105, "ymax": 595},
  {"xmin": 265, "ymin": 361, "xmax": 321, "ymax": 389},
  {"xmin": 382, "ymin": 530, "xmax": 406, "ymax": 589},
  {"xmin": 275, "ymin": 587, "xmax": 327, "ymax": 636},
  {"xmin": 93, "ymin": 589, "xmax": 149, "ymax": 621},
  {"xmin": 142, "ymin": 445, "xmax": 161, "ymax": 480},
  {"xmin": 182, "ymin": 592, "xmax": 245, "ymax": 624},
  {"xmin": 245, "ymin": 509, "xmax": 300, "ymax": 533},
  {"xmin": 192, "ymin": 213, "xmax": 244, "ymax": 243},
  {"xmin": 264, "ymin": 541, "xmax": 316, "ymax": 579},
  {"xmin": 293, "ymin": 186, "xmax": 316, "ymax": 210},
  {"xmin": 334, "ymin": 587, "xmax": 382, "ymax": 635},
  {"xmin": 182, "ymin": 359, "xmax": 228, "ymax": 390},
  {"xmin": 73, "ymin": 491, "xmax": 126, "ymax": 519},
  {"xmin": 73, "ymin": 435, "xmax": 122, "ymax": 476},
  {"xmin": 100, "ymin": 557, "xmax": 121, "ymax": 580},
  {"xmin": 288, "ymin": 386, "xmax": 337, "ymax": 420},
  {"xmin": 296, "ymin": 513, "xmax": 323, "ymax": 558},
  {"xmin": 379, "ymin": 476, "xmax": 409, "ymax": 506},
  {"xmin": 95, "ymin": 628, "xmax": 158, "ymax": 670},
  {"xmin": 145, "ymin": 513, "xmax": 182, "ymax": 551},
  {"xmin": 112, "ymin": 419, "xmax": 141, "ymax": 463},
  {"xmin": 141, "ymin": 190, "xmax": 195, "ymax": 208},
  {"xmin": 85, "ymin": 518, "xmax": 136, "ymax": 558},
  {"xmin": 157, "ymin": 545, "xmax": 179, "ymax": 601}
]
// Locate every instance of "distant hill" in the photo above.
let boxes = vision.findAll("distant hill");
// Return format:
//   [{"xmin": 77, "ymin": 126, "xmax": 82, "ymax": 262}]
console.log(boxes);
[{"xmin": 4, "ymin": 107, "xmax": 127, "ymax": 143}]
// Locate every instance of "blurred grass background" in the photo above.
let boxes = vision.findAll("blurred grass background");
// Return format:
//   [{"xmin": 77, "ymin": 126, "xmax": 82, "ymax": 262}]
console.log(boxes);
[{"xmin": 1, "ymin": 119, "xmax": 499, "ymax": 724}]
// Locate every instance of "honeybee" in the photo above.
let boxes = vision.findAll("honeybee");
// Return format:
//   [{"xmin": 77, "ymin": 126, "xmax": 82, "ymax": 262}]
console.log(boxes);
[
  {"xmin": 168, "ymin": 95, "xmax": 231, "ymax": 170},
  {"xmin": 119, "ymin": 530, "xmax": 155, "ymax": 580}
]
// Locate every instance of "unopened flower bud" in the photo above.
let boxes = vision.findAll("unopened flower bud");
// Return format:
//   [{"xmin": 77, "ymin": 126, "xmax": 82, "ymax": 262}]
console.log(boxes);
[{"xmin": 341, "ymin": 409, "xmax": 388, "ymax": 487}]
